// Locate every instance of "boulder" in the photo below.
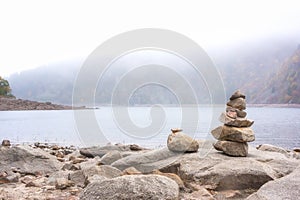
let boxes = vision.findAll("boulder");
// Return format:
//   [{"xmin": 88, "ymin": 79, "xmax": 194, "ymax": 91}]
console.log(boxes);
[
  {"xmin": 81, "ymin": 165, "xmax": 122, "ymax": 179},
  {"xmin": 68, "ymin": 170, "xmax": 87, "ymax": 188},
  {"xmin": 219, "ymin": 112, "xmax": 254, "ymax": 127},
  {"xmin": 164, "ymin": 145, "xmax": 299, "ymax": 198},
  {"xmin": 178, "ymin": 148, "xmax": 279, "ymax": 191},
  {"xmin": 1, "ymin": 140, "xmax": 11, "ymax": 147},
  {"xmin": 167, "ymin": 131, "xmax": 199, "ymax": 152},
  {"xmin": 98, "ymin": 150, "xmax": 122, "ymax": 165},
  {"xmin": 47, "ymin": 171, "xmax": 70, "ymax": 186},
  {"xmin": 256, "ymin": 144, "xmax": 288, "ymax": 155},
  {"xmin": 79, "ymin": 144, "xmax": 131, "ymax": 158},
  {"xmin": 247, "ymin": 166, "xmax": 300, "ymax": 200},
  {"xmin": 214, "ymin": 141, "xmax": 248, "ymax": 157},
  {"xmin": 211, "ymin": 125, "xmax": 255, "ymax": 142},
  {"xmin": 111, "ymin": 148, "xmax": 181, "ymax": 173},
  {"xmin": 229, "ymin": 90, "xmax": 246, "ymax": 100},
  {"xmin": 0, "ymin": 145, "xmax": 61, "ymax": 175},
  {"xmin": 227, "ymin": 97, "xmax": 246, "ymax": 110},
  {"xmin": 79, "ymin": 175, "xmax": 179, "ymax": 200}
]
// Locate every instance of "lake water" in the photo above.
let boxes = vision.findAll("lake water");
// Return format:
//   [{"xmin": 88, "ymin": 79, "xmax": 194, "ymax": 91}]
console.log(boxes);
[{"xmin": 0, "ymin": 107, "xmax": 300, "ymax": 149}]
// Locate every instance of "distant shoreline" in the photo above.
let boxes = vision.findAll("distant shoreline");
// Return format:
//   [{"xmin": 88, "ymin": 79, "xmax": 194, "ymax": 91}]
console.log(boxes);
[
  {"xmin": 1, "ymin": 96, "xmax": 300, "ymax": 111},
  {"xmin": 0, "ymin": 96, "xmax": 85, "ymax": 111}
]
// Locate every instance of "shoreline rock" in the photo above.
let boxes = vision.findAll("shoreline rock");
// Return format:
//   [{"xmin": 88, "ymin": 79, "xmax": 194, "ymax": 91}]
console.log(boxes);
[
  {"xmin": 0, "ymin": 96, "xmax": 84, "ymax": 111},
  {"xmin": 0, "ymin": 140, "xmax": 299, "ymax": 199}
]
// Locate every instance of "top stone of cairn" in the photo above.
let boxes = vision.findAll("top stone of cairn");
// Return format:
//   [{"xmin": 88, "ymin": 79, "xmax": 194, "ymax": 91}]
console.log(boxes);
[
  {"xmin": 227, "ymin": 90, "xmax": 246, "ymax": 110},
  {"xmin": 229, "ymin": 90, "xmax": 246, "ymax": 101}
]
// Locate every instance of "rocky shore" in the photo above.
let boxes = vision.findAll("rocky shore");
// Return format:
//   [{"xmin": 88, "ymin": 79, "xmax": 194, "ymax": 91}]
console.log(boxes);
[
  {"xmin": 0, "ymin": 97, "xmax": 84, "ymax": 111},
  {"xmin": 1, "ymin": 139, "xmax": 299, "ymax": 200}
]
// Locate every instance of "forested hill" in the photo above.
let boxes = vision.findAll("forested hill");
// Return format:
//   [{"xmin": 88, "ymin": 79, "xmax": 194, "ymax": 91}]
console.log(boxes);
[
  {"xmin": 248, "ymin": 45, "xmax": 300, "ymax": 104},
  {"xmin": 7, "ymin": 41, "xmax": 300, "ymax": 105}
]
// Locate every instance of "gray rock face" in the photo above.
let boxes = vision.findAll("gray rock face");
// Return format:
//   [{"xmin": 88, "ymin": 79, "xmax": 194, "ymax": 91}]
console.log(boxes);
[
  {"xmin": 167, "ymin": 131, "xmax": 199, "ymax": 153},
  {"xmin": 219, "ymin": 112, "xmax": 254, "ymax": 127},
  {"xmin": 214, "ymin": 141, "xmax": 248, "ymax": 157},
  {"xmin": 68, "ymin": 170, "xmax": 87, "ymax": 188},
  {"xmin": 176, "ymin": 146, "xmax": 300, "ymax": 197},
  {"xmin": 98, "ymin": 150, "xmax": 122, "ymax": 165},
  {"xmin": 227, "ymin": 97, "xmax": 246, "ymax": 110},
  {"xmin": 81, "ymin": 165, "xmax": 122, "ymax": 179},
  {"xmin": 188, "ymin": 157, "xmax": 274, "ymax": 191},
  {"xmin": 211, "ymin": 125, "xmax": 255, "ymax": 142},
  {"xmin": 79, "ymin": 175, "xmax": 179, "ymax": 200},
  {"xmin": 0, "ymin": 143, "xmax": 299, "ymax": 199},
  {"xmin": 112, "ymin": 148, "xmax": 181, "ymax": 173},
  {"xmin": 256, "ymin": 144, "xmax": 288, "ymax": 155},
  {"xmin": 247, "ymin": 166, "xmax": 300, "ymax": 200},
  {"xmin": 79, "ymin": 145, "xmax": 130, "ymax": 158},
  {"xmin": 0, "ymin": 145, "xmax": 61, "ymax": 175}
]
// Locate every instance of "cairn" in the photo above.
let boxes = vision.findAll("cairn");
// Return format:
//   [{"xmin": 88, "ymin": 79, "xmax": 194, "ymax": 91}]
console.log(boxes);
[{"xmin": 211, "ymin": 90, "xmax": 255, "ymax": 156}]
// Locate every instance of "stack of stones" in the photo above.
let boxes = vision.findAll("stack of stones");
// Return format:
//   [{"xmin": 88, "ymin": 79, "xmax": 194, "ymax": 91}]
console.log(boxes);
[{"xmin": 211, "ymin": 90, "xmax": 255, "ymax": 157}]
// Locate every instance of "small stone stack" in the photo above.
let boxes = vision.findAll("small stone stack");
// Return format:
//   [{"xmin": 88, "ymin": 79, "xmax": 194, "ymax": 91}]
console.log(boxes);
[{"xmin": 211, "ymin": 90, "xmax": 255, "ymax": 157}]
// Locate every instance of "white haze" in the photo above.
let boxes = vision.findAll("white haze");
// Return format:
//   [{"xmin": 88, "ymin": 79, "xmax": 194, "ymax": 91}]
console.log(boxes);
[{"xmin": 1, "ymin": 0, "xmax": 300, "ymax": 76}]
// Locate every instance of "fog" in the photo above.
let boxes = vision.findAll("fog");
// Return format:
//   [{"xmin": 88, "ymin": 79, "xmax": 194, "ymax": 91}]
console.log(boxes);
[{"xmin": 1, "ymin": 0, "xmax": 300, "ymax": 76}]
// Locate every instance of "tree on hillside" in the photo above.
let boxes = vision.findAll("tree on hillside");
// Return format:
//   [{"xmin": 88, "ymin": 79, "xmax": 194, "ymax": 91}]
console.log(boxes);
[{"xmin": 0, "ymin": 76, "xmax": 12, "ymax": 96}]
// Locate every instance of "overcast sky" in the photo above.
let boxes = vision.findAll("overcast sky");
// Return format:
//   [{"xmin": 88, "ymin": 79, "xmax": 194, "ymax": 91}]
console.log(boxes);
[{"xmin": 1, "ymin": 0, "xmax": 300, "ymax": 76}]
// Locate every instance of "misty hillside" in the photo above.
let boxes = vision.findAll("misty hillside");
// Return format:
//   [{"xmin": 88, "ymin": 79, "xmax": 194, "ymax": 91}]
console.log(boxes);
[
  {"xmin": 249, "ymin": 45, "xmax": 300, "ymax": 103},
  {"xmin": 8, "ymin": 60, "xmax": 81, "ymax": 104},
  {"xmin": 7, "ymin": 40, "xmax": 300, "ymax": 105}
]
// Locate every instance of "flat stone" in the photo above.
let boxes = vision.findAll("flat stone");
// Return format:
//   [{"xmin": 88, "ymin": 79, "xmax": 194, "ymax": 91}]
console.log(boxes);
[
  {"xmin": 226, "ymin": 106, "xmax": 247, "ymax": 118},
  {"xmin": 211, "ymin": 125, "xmax": 255, "ymax": 142},
  {"xmin": 214, "ymin": 141, "xmax": 248, "ymax": 157},
  {"xmin": 219, "ymin": 112, "xmax": 254, "ymax": 127},
  {"xmin": 256, "ymin": 144, "xmax": 288, "ymax": 155},
  {"xmin": 227, "ymin": 97, "xmax": 246, "ymax": 110}
]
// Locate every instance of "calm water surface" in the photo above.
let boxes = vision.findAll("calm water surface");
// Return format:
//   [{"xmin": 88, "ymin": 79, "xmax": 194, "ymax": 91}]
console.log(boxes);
[{"xmin": 0, "ymin": 107, "xmax": 299, "ymax": 149}]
